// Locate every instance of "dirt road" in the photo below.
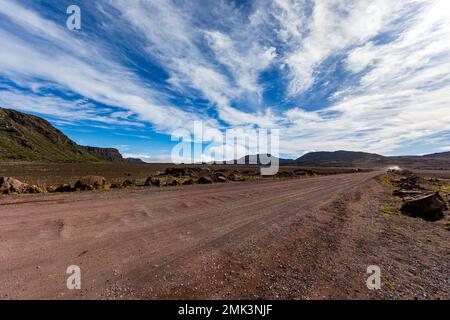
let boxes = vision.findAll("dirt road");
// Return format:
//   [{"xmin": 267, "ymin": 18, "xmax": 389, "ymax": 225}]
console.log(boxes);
[{"xmin": 0, "ymin": 172, "xmax": 448, "ymax": 299}]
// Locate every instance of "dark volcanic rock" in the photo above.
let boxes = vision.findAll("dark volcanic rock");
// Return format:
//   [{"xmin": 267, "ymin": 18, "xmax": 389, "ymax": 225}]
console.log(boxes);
[
  {"xmin": 165, "ymin": 167, "xmax": 190, "ymax": 177},
  {"xmin": 213, "ymin": 171, "xmax": 228, "ymax": 182},
  {"xmin": 216, "ymin": 175, "xmax": 227, "ymax": 183},
  {"xmin": 145, "ymin": 177, "xmax": 161, "ymax": 187},
  {"xmin": 167, "ymin": 179, "xmax": 180, "ymax": 186},
  {"xmin": 55, "ymin": 184, "xmax": 75, "ymax": 193},
  {"xmin": 182, "ymin": 179, "xmax": 194, "ymax": 185},
  {"xmin": 0, "ymin": 177, "xmax": 28, "ymax": 194},
  {"xmin": 74, "ymin": 175, "xmax": 106, "ymax": 190},
  {"xmin": 392, "ymin": 172, "xmax": 423, "ymax": 190},
  {"xmin": 26, "ymin": 185, "xmax": 44, "ymax": 194},
  {"xmin": 122, "ymin": 179, "xmax": 135, "ymax": 188},
  {"xmin": 197, "ymin": 176, "xmax": 213, "ymax": 184}
]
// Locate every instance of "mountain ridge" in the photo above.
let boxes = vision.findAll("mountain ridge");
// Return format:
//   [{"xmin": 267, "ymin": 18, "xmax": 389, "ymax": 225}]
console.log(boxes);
[
  {"xmin": 1, "ymin": 107, "xmax": 448, "ymax": 168},
  {"xmin": 0, "ymin": 107, "xmax": 125, "ymax": 162}
]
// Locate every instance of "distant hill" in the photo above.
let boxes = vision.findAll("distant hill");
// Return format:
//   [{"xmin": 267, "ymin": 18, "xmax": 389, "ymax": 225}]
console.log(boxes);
[
  {"xmin": 0, "ymin": 107, "xmax": 125, "ymax": 162},
  {"xmin": 422, "ymin": 151, "xmax": 450, "ymax": 159},
  {"xmin": 293, "ymin": 150, "xmax": 449, "ymax": 169},
  {"xmin": 212, "ymin": 154, "xmax": 293, "ymax": 165},
  {"xmin": 125, "ymin": 157, "xmax": 145, "ymax": 164},
  {"xmin": 227, "ymin": 150, "xmax": 449, "ymax": 169},
  {"xmin": 80, "ymin": 146, "xmax": 125, "ymax": 162},
  {"xmin": 295, "ymin": 150, "xmax": 385, "ymax": 163}
]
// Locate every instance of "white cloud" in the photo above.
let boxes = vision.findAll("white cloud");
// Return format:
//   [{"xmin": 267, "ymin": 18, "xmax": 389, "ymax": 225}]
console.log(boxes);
[
  {"xmin": 283, "ymin": 0, "xmax": 409, "ymax": 95},
  {"xmin": 205, "ymin": 30, "xmax": 277, "ymax": 96},
  {"xmin": 0, "ymin": 0, "xmax": 215, "ymax": 134},
  {"xmin": 1, "ymin": 0, "xmax": 449, "ymax": 157},
  {"xmin": 345, "ymin": 42, "xmax": 376, "ymax": 73}
]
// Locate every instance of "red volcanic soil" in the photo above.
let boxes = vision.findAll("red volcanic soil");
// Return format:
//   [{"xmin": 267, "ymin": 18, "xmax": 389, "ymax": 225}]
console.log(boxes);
[{"xmin": 0, "ymin": 172, "xmax": 448, "ymax": 299}]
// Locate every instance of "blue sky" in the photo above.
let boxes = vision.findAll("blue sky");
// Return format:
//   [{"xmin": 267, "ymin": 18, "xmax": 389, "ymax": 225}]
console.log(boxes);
[{"xmin": 0, "ymin": 0, "xmax": 449, "ymax": 161}]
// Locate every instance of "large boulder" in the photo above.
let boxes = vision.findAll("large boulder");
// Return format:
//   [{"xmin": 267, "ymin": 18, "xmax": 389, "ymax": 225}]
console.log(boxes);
[
  {"xmin": 215, "ymin": 175, "xmax": 227, "ymax": 183},
  {"xmin": 182, "ymin": 178, "xmax": 194, "ymax": 185},
  {"xmin": 27, "ymin": 185, "xmax": 45, "ymax": 194},
  {"xmin": 197, "ymin": 176, "xmax": 212, "ymax": 184},
  {"xmin": 393, "ymin": 189, "xmax": 425, "ymax": 197},
  {"xmin": 145, "ymin": 177, "xmax": 161, "ymax": 187},
  {"xmin": 122, "ymin": 179, "xmax": 135, "ymax": 188},
  {"xmin": 0, "ymin": 177, "xmax": 28, "ymax": 194},
  {"xmin": 47, "ymin": 185, "xmax": 57, "ymax": 193},
  {"xmin": 401, "ymin": 191, "xmax": 447, "ymax": 221},
  {"xmin": 74, "ymin": 175, "xmax": 106, "ymax": 191}
]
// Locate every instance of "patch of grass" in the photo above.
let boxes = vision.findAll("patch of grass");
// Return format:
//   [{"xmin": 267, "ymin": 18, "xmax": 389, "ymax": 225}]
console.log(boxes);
[
  {"xmin": 379, "ymin": 204, "xmax": 401, "ymax": 216},
  {"xmin": 381, "ymin": 274, "xmax": 396, "ymax": 292},
  {"xmin": 377, "ymin": 174, "xmax": 393, "ymax": 185}
]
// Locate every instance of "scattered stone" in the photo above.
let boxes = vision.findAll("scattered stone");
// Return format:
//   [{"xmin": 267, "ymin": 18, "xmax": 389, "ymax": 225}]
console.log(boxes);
[
  {"xmin": 122, "ymin": 179, "xmax": 135, "ymax": 188},
  {"xmin": 392, "ymin": 172, "xmax": 422, "ymax": 190},
  {"xmin": 55, "ymin": 184, "xmax": 75, "ymax": 193},
  {"xmin": 145, "ymin": 177, "xmax": 161, "ymax": 187},
  {"xmin": 216, "ymin": 175, "xmax": 227, "ymax": 183},
  {"xmin": 47, "ymin": 186, "xmax": 57, "ymax": 193},
  {"xmin": 27, "ymin": 185, "xmax": 44, "ymax": 194},
  {"xmin": 198, "ymin": 176, "xmax": 212, "ymax": 184},
  {"xmin": 227, "ymin": 173, "xmax": 245, "ymax": 181},
  {"xmin": 182, "ymin": 179, "xmax": 194, "ymax": 185},
  {"xmin": 0, "ymin": 177, "xmax": 28, "ymax": 194},
  {"xmin": 74, "ymin": 175, "xmax": 106, "ymax": 191},
  {"xmin": 401, "ymin": 191, "xmax": 447, "ymax": 221}
]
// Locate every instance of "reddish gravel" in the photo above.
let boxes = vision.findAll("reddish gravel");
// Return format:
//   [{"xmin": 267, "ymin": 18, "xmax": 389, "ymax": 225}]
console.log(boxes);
[{"xmin": 0, "ymin": 172, "xmax": 448, "ymax": 299}]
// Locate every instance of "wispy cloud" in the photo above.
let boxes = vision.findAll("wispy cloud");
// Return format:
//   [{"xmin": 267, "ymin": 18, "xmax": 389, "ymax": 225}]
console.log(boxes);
[{"xmin": 0, "ymin": 0, "xmax": 215, "ymax": 133}]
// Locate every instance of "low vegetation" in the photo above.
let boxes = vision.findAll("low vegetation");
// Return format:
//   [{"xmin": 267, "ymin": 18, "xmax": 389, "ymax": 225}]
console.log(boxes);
[{"xmin": 379, "ymin": 204, "xmax": 401, "ymax": 216}]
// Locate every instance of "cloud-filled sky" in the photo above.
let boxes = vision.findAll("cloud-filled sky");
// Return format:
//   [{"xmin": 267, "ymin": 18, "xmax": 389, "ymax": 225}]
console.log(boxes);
[{"xmin": 0, "ymin": 0, "xmax": 449, "ymax": 161}]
